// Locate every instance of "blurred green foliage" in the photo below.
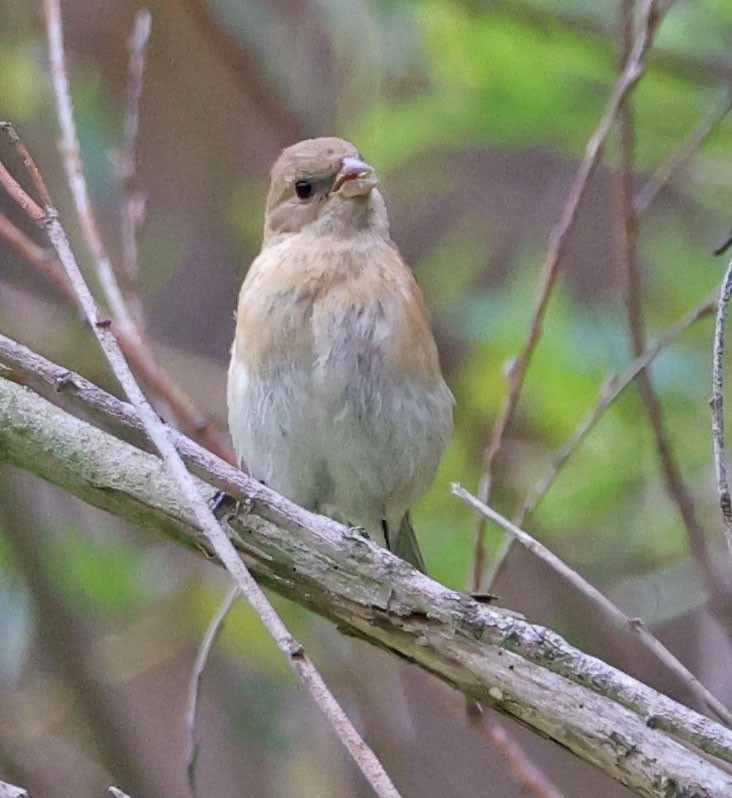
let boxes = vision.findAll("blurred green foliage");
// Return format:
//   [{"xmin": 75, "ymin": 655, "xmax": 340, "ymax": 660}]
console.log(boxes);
[
  {"xmin": 2, "ymin": 2, "xmax": 732, "ymax": 793},
  {"xmin": 2, "ymin": 0, "xmax": 730, "ymax": 616},
  {"xmin": 1, "ymin": 0, "xmax": 730, "ymax": 636}
]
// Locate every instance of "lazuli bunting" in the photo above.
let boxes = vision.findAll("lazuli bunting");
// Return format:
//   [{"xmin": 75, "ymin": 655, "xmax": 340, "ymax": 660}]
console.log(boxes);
[{"xmin": 227, "ymin": 137, "xmax": 453, "ymax": 571}]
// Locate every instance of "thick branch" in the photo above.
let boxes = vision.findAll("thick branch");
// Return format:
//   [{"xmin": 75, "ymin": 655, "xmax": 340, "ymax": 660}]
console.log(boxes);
[
  {"xmin": 0, "ymin": 782, "xmax": 29, "ymax": 798},
  {"xmin": 1, "ymin": 371, "xmax": 732, "ymax": 797}
]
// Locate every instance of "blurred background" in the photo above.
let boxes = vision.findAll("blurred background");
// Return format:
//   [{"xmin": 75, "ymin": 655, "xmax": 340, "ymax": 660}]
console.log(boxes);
[{"xmin": 2, "ymin": 1, "xmax": 732, "ymax": 796}]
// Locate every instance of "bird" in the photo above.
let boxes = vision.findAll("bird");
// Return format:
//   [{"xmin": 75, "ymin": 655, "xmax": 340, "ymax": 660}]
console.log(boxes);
[{"xmin": 227, "ymin": 137, "xmax": 453, "ymax": 572}]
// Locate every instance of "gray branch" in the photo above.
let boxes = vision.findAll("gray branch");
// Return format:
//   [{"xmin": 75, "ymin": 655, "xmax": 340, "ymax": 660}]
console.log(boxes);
[
  {"xmin": 0, "ymin": 781, "xmax": 30, "ymax": 798},
  {"xmin": 2, "ymin": 338, "xmax": 732, "ymax": 798}
]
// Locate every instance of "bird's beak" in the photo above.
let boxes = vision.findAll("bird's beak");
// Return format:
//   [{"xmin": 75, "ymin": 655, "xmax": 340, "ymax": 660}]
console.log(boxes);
[{"xmin": 332, "ymin": 156, "xmax": 379, "ymax": 198}]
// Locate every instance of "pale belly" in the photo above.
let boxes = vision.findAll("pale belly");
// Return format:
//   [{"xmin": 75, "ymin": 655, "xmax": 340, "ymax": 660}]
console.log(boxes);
[{"xmin": 227, "ymin": 351, "xmax": 452, "ymax": 540}]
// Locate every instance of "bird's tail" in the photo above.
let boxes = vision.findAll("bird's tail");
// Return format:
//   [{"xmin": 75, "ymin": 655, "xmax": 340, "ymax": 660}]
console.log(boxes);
[{"xmin": 394, "ymin": 512, "xmax": 427, "ymax": 573}]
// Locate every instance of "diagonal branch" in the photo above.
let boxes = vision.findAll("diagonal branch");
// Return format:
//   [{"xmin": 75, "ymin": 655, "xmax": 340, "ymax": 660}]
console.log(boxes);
[
  {"xmin": 31, "ymin": 4, "xmax": 402, "ymax": 794},
  {"xmin": 615, "ymin": 1, "xmax": 729, "ymax": 622},
  {"xmin": 454, "ymin": 484, "xmax": 732, "ymax": 727},
  {"xmin": 37, "ymin": 2, "xmax": 234, "ymax": 462},
  {"xmin": 2, "ymin": 370, "xmax": 732, "ymax": 798},
  {"xmin": 113, "ymin": 9, "xmax": 152, "ymax": 329},
  {"xmin": 184, "ymin": 585, "xmax": 239, "ymax": 798},
  {"xmin": 8, "ymin": 328, "xmax": 732, "ymax": 729},
  {"xmin": 0, "ymin": 781, "xmax": 29, "ymax": 798},
  {"xmin": 471, "ymin": 0, "xmax": 660, "ymax": 592},
  {"xmin": 634, "ymin": 85, "xmax": 732, "ymax": 214},
  {"xmin": 0, "ymin": 202, "xmax": 234, "ymax": 462},
  {"xmin": 711, "ymin": 255, "xmax": 732, "ymax": 558},
  {"xmin": 515, "ymin": 290, "xmax": 717, "ymax": 529}
]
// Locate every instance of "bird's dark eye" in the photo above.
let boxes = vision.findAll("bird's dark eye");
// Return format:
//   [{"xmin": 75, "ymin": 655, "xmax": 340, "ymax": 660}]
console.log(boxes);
[{"xmin": 295, "ymin": 180, "xmax": 313, "ymax": 200}]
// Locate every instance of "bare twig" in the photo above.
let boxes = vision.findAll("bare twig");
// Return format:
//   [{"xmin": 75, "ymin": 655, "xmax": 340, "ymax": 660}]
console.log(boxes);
[
  {"xmin": 0, "ymin": 137, "xmax": 44, "ymax": 221},
  {"xmin": 0, "ymin": 121, "xmax": 54, "ymax": 209},
  {"xmin": 122, "ymin": 12, "xmax": 151, "ymax": 158},
  {"xmin": 714, "ymin": 229, "xmax": 732, "ymax": 258},
  {"xmin": 616, "ymin": 1, "xmax": 722, "ymax": 615},
  {"xmin": 41, "ymin": 126, "xmax": 402, "ymax": 798},
  {"xmin": 513, "ymin": 291, "xmax": 716, "ymax": 530},
  {"xmin": 711, "ymin": 256, "xmax": 732, "ymax": 557},
  {"xmin": 45, "ymin": 0, "xmax": 129, "ymax": 327},
  {"xmin": 470, "ymin": 0, "xmax": 659, "ymax": 592},
  {"xmin": 113, "ymin": 9, "xmax": 151, "ymax": 328},
  {"xmin": 461, "ymin": 689, "xmax": 564, "ymax": 797},
  {"xmin": 462, "ymin": 682, "xmax": 565, "ymax": 798},
  {"xmin": 38, "ymin": 4, "xmax": 401, "ymax": 794},
  {"xmin": 0, "ymin": 212, "xmax": 47, "ymax": 263},
  {"xmin": 480, "ymin": 721, "xmax": 566, "ymax": 798},
  {"xmin": 635, "ymin": 86, "xmax": 732, "ymax": 214},
  {"xmin": 0, "ymin": 211, "xmax": 78, "ymax": 305},
  {"xmin": 6, "ymin": 350, "xmax": 732, "ymax": 794},
  {"xmin": 185, "ymin": 585, "xmax": 239, "ymax": 798},
  {"xmin": 0, "ymin": 184, "xmax": 235, "ymax": 463},
  {"xmin": 453, "ymin": 484, "xmax": 732, "ymax": 727},
  {"xmin": 6, "ymin": 377, "xmax": 732, "ymax": 795},
  {"xmin": 42, "ymin": 0, "xmax": 233, "ymax": 463},
  {"xmin": 0, "ymin": 474, "xmax": 153, "ymax": 798}
]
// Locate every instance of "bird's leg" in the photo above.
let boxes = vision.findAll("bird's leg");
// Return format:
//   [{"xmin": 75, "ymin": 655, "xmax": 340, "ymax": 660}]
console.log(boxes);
[
  {"xmin": 209, "ymin": 490, "xmax": 234, "ymax": 516},
  {"xmin": 209, "ymin": 491, "xmax": 255, "ymax": 521},
  {"xmin": 381, "ymin": 519, "xmax": 393, "ymax": 550},
  {"xmin": 344, "ymin": 525, "xmax": 370, "ymax": 541}
]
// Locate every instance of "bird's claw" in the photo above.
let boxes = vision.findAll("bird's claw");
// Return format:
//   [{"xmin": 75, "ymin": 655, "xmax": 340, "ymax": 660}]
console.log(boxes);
[
  {"xmin": 345, "ymin": 525, "xmax": 370, "ymax": 541},
  {"xmin": 209, "ymin": 490, "xmax": 238, "ymax": 519}
]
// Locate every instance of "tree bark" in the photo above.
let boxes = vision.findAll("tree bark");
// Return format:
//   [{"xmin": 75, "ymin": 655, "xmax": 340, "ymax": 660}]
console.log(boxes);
[{"xmin": 2, "ymin": 340, "xmax": 732, "ymax": 798}]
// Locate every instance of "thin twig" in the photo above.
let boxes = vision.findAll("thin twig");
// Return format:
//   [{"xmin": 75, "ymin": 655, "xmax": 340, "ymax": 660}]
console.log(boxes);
[
  {"xmin": 714, "ymin": 229, "xmax": 732, "ymax": 258},
  {"xmin": 470, "ymin": 0, "xmax": 659, "ymax": 592},
  {"xmin": 0, "ymin": 153, "xmax": 235, "ymax": 463},
  {"xmin": 462, "ymin": 690, "xmax": 564, "ymax": 798},
  {"xmin": 525, "ymin": 292, "xmax": 715, "ymax": 525},
  {"xmin": 42, "ymin": 0, "xmax": 234, "ymax": 463},
  {"xmin": 0, "ymin": 211, "xmax": 52, "ymax": 263},
  {"xmin": 40, "ymin": 137, "xmax": 402, "ymax": 798},
  {"xmin": 487, "ymin": 292, "xmax": 715, "ymax": 589},
  {"xmin": 41, "ymin": 4, "xmax": 401, "ymax": 794},
  {"xmin": 114, "ymin": 9, "xmax": 151, "ymax": 328},
  {"xmin": 6, "ymin": 334, "xmax": 732, "ymax": 783},
  {"xmin": 0, "ymin": 121, "xmax": 54, "ymax": 209},
  {"xmin": 617, "ymin": 1, "xmax": 721, "ymax": 612},
  {"xmin": 453, "ymin": 483, "xmax": 732, "ymax": 727},
  {"xmin": 0, "ymin": 139, "xmax": 44, "ymax": 221},
  {"xmin": 45, "ymin": 0, "xmax": 130, "ymax": 327},
  {"xmin": 0, "ymin": 211, "xmax": 78, "ymax": 304},
  {"xmin": 481, "ymin": 721, "xmax": 566, "ymax": 798},
  {"xmin": 635, "ymin": 86, "xmax": 732, "ymax": 214},
  {"xmin": 711, "ymin": 256, "xmax": 732, "ymax": 557},
  {"xmin": 185, "ymin": 585, "xmax": 239, "ymax": 798}
]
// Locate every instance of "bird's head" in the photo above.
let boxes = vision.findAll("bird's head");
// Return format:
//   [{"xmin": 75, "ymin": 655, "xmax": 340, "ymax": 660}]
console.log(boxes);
[{"xmin": 262, "ymin": 137, "xmax": 389, "ymax": 246}]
